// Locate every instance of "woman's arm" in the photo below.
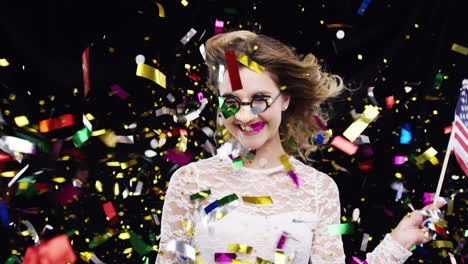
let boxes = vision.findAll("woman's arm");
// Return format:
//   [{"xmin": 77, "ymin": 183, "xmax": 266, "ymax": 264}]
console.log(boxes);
[
  {"xmin": 156, "ymin": 164, "xmax": 199, "ymax": 264},
  {"xmin": 310, "ymin": 172, "xmax": 446, "ymax": 264}
]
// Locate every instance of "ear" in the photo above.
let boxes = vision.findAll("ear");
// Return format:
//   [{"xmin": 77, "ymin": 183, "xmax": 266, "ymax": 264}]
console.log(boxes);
[{"xmin": 281, "ymin": 94, "xmax": 291, "ymax": 110}]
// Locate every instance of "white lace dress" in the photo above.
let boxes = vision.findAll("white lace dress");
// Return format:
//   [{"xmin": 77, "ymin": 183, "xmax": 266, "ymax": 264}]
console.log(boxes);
[{"xmin": 156, "ymin": 155, "xmax": 413, "ymax": 264}]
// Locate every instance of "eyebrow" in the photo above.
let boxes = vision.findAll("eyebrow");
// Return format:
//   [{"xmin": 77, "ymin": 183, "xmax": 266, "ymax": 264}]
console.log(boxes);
[{"xmin": 220, "ymin": 91, "xmax": 273, "ymax": 97}]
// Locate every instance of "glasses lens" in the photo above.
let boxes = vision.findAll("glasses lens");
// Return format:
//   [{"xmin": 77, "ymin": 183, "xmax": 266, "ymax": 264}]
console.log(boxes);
[
  {"xmin": 251, "ymin": 98, "xmax": 268, "ymax": 114},
  {"xmin": 224, "ymin": 98, "xmax": 240, "ymax": 111}
]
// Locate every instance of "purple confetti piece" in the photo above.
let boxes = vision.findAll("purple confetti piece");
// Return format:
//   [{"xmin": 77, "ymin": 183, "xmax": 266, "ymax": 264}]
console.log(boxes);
[
  {"xmin": 313, "ymin": 115, "xmax": 327, "ymax": 131},
  {"xmin": 214, "ymin": 253, "xmax": 236, "ymax": 262},
  {"xmin": 276, "ymin": 231, "xmax": 289, "ymax": 249},
  {"xmin": 110, "ymin": 84, "xmax": 130, "ymax": 99},
  {"xmin": 287, "ymin": 170, "xmax": 301, "ymax": 188}
]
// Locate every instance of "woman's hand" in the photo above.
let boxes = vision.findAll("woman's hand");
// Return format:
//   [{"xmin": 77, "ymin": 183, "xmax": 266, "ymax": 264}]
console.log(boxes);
[{"xmin": 390, "ymin": 200, "xmax": 447, "ymax": 250}]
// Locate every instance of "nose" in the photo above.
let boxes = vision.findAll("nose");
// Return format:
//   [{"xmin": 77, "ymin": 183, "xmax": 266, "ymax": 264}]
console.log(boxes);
[{"xmin": 234, "ymin": 105, "xmax": 256, "ymax": 123}]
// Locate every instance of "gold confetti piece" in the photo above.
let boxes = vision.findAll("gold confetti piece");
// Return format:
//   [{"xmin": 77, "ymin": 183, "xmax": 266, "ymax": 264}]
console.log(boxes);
[
  {"xmin": 85, "ymin": 113, "xmax": 95, "ymax": 121},
  {"xmin": 326, "ymin": 24, "xmax": 352, "ymax": 28},
  {"xmin": 242, "ymin": 196, "xmax": 273, "ymax": 205},
  {"xmin": 14, "ymin": 116, "xmax": 29, "ymax": 127},
  {"xmin": 106, "ymin": 161, "xmax": 121, "ymax": 167},
  {"xmin": 343, "ymin": 105, "xmax": 379, "ymax": 142},
  {"xmin": 431, "ymin": 240, "xmax": 453, "ymax": 248},
  {"xmin": 451, "ymin": 43, "xmax": 468, "ymax": 55},
  {"xmin": 0, "ymin": 58, "xmax": 10, "ymax": 67},
  {"xmin": 182, "ymin": 221, "xmax": 194, "ymax": 236},
  {"xmin": 119, "ymin": 232, "xmax": 130, "ymax": 240},
  {"xmin": 228, "ymin": 243, "xmax": 253, "ymax": 254},
  {"xmin": 237, "ymin": 53, "xmax": 265, "ymax": 74},
  {"xmin": 95, "ymin": 180, "xmax": 103, "ymax": 192},
  {"xmin": 136, "ymin": 63, "xmax": 166, "ymax": 88},
  {"xmin": 155, "ymin": 2, "xmax": 165, "ymax": 17},
  {"xmin": 232, "ymin": 260, "xmax": 255, "ymax": 264},
  {"xmin": 79, "ymin": 251, "xmax": 94, "ymax": 262},
  {"xmin": 176, "ymin": 134, "xmax": 188, "ymax": 152},
  {"xmin": 415, "ymin": 147, "xmax": 438, "ymax": 165},
  {"xmin": 99, "ymin": 130, "xmax": 117, "ymax": 147}
]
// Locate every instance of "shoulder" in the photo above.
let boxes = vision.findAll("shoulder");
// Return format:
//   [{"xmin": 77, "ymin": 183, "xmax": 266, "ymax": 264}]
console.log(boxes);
[
  {"xmin": 291, "ymin": 157, "xmax": 339, "ymax": 192},
  {"xmin": 170, "ymin": 155, "xmax": 229, "ymax": 183}
]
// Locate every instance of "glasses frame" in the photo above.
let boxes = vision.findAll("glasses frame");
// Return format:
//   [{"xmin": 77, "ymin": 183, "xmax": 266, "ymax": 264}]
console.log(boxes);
[{"xmin": 221, "ymin": 92, "xmax": 283, "ymax": 116}]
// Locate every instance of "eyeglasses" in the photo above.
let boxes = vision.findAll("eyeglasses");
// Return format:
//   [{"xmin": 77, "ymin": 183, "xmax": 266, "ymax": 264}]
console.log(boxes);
[{"xmin": 218, "ymin": 92, "xmax": 282, "ymax": 119}]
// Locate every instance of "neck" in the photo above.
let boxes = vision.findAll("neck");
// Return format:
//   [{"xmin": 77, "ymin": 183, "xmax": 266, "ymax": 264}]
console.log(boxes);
[{"xmin": 242, "ymin": 134, "xmax": 288, "ymax": 170}]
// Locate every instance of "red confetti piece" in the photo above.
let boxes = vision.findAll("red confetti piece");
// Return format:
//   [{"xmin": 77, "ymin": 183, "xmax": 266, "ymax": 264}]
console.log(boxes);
[
  {"xmin": 385, "ymin": 95, "xmax": 394, "ymax": 109},
  {"xmin": 82, "ymin": 46, "xmax": 90, "ymax": 97},
  {"xmin": 225, "ymin": 51, "xmax": 243, "ymax": 91},
  {"xmin": 39, "ymin": 114, "xmax": 76, "ymax": 133},
  {"xmin": 331, "ymin": 136, "xmax": 358, "ymax": 155},
  {"xmin": 358, "ymin": 160, "xmax": 374, "ymax": 171},
  {"xmin": 23, "ymin": 234, "xmax": 77, "ymax": 264},
  {"xmin": 102, "ymin": 201, "xmax": 117, "ymax": 220},
  {"xmin": 0, "ymin": 153, "xmax": 14, "ymax": 162},
  {"xmin": 444, "ymin": 125, "xmax": 452, "ymax": 134}
]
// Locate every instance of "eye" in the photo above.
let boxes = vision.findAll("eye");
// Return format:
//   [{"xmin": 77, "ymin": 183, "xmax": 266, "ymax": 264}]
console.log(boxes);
[
  {"xmin": 223, "ymin": 97, "xmax": 239, "ymax": 107},
  {"xmin": 252, "ymin": 93, "xmax": 270, "ymax": 99}
]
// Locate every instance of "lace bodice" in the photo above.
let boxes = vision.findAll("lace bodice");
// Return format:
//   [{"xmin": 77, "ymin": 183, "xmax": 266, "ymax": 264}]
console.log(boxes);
[{"xmin": 156, "ymin": 155, "xmax": 412, "ymax": 264}]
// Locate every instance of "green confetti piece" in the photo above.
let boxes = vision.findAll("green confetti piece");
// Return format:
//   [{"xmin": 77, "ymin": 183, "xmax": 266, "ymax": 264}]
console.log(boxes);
[
  {"xmin": 223, "ymin": 7, "xmax": 238, "ymax": 14},
  {"xmin": 246, "ymin": 151, "xmax": 255, "ymax": 161},
  {"xmin": 89, "ymin": 232, "xmax": 113, "ymax": 248},
  {"xmin": 129, "ymin": 232, "xmax": 154, "ymax": 256},
  {"xmin": 327, "ymin": 223, "xmax": 355, "ymax": 235},
  {"xmin": 14, "ymin": 132, "xmax": 50, "ymax": 153},
  {"xmin": 433, "ymin": 72, "xmax": 443, "ymax": 89},
  {"xmin": 218, "ymin": 97, "xmax": 238, "ymax": 119},
  {"xmin": 464, "ymin": 229, "xmax": 468, "ymax": 237},
  {"xmin": 4, "ymin": 256, "xmax": 20, "ymax": 264},
  {"xmin": 72, "ymin": 127, "xmax": 91, "ymax": 148},
  {"xmin": 410, "ymin": 245, "xmax": 416, "ymax": 251},
  {"xmin": 217, "ymin": 193, "xmax": 239, "ymax": 207},
  {"xmin": 66, "ymin": 229, "xmax": 76, "ymax": 238},
  {"xmin": 190, "ymin": 189, "xmax": 211, "ymax": 200},
  {"xmin": 149, "ymin": 233, "xmax": 156, "ymax": 244},
  {"xmin": 232, "ymin": 158, "xmax": 243, "ymax": 170}
]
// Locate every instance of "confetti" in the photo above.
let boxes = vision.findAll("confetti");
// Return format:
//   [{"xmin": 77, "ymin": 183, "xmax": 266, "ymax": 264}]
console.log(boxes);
[
  {"xmin": 214, "ymin": 253, "xmax": 237, "ymax": 262},
  {"xmin": 190, "ymin": 189, "xmax": 211, "ymax": 200},
  {"xmin": 343, "ymin": 105, "xmax": 379, "ymax": 142},
  {"xmin": 236, "ymin": 53, "xmax": 264, "ymax": 74},
  {"xmin": 82, "ymin": 46, "xmax": 90, "ymax": 97},
  {"xmin": 39, "ymin": 114, "xmax": 76, "ymax": 133},
  {"xmin": 328, "ymin": 223, "xmax": 355, "ymax": 235},
  {"xmin": 451, "ymin": 43, "xmax": 468, "ymax": 55},
  {"xmin": 330, "ymin": 136, "xmax": 358, "ymax": 155},
  {"xmin": 214, "ymin": 19, "xmax": 224, "ymax": 35},
  {"xmin": 225, "ymin": 51, "xmax": 243, "ymax": 91},
  {"xmin": 155, "ymin": 2, "xmax": 165, "ymax": 17},
  {"xmin": 23, "ymin": 234, "xmax": 76, "ymax": 264},
  {"xmin": 110, "ymin": 84, "xmax": 130, "ymax": 99},
  {"xmin": 180, "ymin": 28, "xmax": 197, "ymax": 45},
  {"xmin": 136, "ymin": 63, "xmax": 166, "ymax": 88},
  {"xmin": 241, "ymin": 196, "xmax": 273, "ymax": 205},
  {"xmin": 228, "ymin": 243, "xmax": 253, "ymax": 254}
]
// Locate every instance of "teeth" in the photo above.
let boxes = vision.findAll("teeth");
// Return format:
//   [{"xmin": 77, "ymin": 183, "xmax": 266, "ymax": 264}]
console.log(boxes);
[{"xmin": 240, "ymin": 125, "xmax": 254, "ymax": 132}]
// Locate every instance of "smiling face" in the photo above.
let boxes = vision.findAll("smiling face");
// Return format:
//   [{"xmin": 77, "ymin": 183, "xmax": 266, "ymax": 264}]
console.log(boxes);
[{"xmin": 219, "ymin": 67, "xmax": 290, "ymax": 152}]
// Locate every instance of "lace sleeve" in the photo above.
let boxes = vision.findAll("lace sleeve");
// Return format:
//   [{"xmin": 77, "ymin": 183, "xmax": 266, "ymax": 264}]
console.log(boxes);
[
  {"xmin": 156, "ymin": 164, "xmax": 199, "ymax": 264},
  {"xmin": 309, "ymin": 172, "xmax": 413, "ymax": 264},
  {"xmin": 310, "ymin": 173, "xmax": 346, "ymax": 263}
]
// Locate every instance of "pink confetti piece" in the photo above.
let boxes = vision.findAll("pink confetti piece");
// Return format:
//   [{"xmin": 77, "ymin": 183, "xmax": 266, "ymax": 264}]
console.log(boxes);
[
  {"xmin": 393, "ymin": 155, "xmax": 406, "ymax": 165},
  {"xmin": 214, "ymin": 19, "xmax": 224, "ymax": 35},
  {"xmin": 276, "ymin": 232, "xmax": 288, "ymax": 249}
]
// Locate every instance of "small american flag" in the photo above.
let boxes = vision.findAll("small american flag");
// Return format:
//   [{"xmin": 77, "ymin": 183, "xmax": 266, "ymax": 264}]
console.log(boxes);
[{"xmin": 451, "ymin": 79, "xmax": 468, "ymax": 176}]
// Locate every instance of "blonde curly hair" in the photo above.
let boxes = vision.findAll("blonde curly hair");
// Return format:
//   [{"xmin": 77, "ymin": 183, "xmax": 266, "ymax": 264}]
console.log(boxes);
[{"xmin": 205, "ymin": 30, "xmax": 344, "ymax": 159}]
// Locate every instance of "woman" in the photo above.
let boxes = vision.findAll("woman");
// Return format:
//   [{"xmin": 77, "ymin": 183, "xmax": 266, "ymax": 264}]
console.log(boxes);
[{"xmin": 156, "ymin": 30, "xmax": 445, "ymax": 264}]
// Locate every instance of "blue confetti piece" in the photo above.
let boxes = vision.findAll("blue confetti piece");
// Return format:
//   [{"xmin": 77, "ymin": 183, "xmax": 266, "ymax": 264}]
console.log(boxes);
[
  {"xmin": 400, "ymin": 123, "xmax": 412, "ymax": 144},
  {"xmin": 0, "ymin": 200, "xmax": 10, "ymax": 227},
  {"xmin": 314, "ymin": 133, "xmax": 324, "ymax": 144},
  {"xmin": 357, "ymin": 0, "xmax": 372, "ymax": 15},
  {"xmin": 204, "ymin": 200, "xmax": 219, "ymax": 214}
]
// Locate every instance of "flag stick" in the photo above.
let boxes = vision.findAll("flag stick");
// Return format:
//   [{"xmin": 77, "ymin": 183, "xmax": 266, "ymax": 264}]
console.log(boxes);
[{"xmin": 432, "ymin": 130, "xmax": 454, "ymax": 208}]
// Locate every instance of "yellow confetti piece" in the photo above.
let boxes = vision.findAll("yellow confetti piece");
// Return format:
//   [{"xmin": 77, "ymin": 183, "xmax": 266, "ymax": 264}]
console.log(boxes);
[
  {"xmin": 177, "ymin": 134, "xmax": 188, "ymax": 152},
  {"xmin": 228, "ymin": 243, "xmax": 253, "ymax": 254},
  {"xmin": 232, "ymin": 260, "xmax": 255, "ymax": 264},
  {"xmin": 119, "ymin": 232, "xmax": 130, "ymax": 240},
  {"xmin": 0, "ymin": 58, "xmax": 10, "ymax": 67},
  {"xmin": 18, "ymin": 181, "xmax": 29, "ymax": 190},
  {"xmin": 431, "ymin": 240, "xmax": 453, "ymax": 248},
  {"xmin": 91, "ymin": 129, "xmax": 106, "ymax": 136},
  {"xmin": 343, "ymin": 105, "xmax": 379, "ymax": 142},
  {"xmin": 0, "ymin": 171, "xmax": 17, "ymax": 177},
  {"xmin": 14, "ymin": 116, "xmax": 29, "ymax": 127},
  {"xmin": 85, "ymin": 113, "xmax": 95, "ymax": 121},
  {"xmin": 95, "ymin": 180, "xmax": 103, "ymax": 193},
  {"xmin": 237, "ymin": 53, "xmax": 265, "ymax": 74},
  {"xmin": 242, "ymin": 196, "xmax": 273, "ymax": 205},
  {"xmin": 451, "ymin": 43, "xmax": 468, "ymax": 55},
  {"xmin": 79, "ymin": 251, "xmax": 94, "ymax": 262},
  {"xmin": 52, "ymin": 177, "xmax": 66, "ymax": 183},
  {"xmin": 99, "ymin": 130, "xmax": 117, "ymax": 147},
  {"xmin": 123, "ymin": 247, "xmax": 133, "ymax": 254},
  {"xmin": 155, "ymin": 2, "xmax": 165, "ymax": 17},
  {"xmin": 182, "ymin": 221, "xmax": 194, "ymax": 236},
  {"xmin": 415, "ymin": 147, "xmax": 437, "ymax": 165},
  {"xmin": 136, "ymin": 63, "xmax": 166, "ymax": 88},
  {"xmin": 106, "ymin": 161, "xmax": 121, "ymax": 167},
  {"xmin": 279, "ymin": 154, "xmax": 293, "ymax": 171}
]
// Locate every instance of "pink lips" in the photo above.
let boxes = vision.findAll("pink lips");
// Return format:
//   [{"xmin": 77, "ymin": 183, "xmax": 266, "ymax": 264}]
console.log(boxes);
[{"xmin": 240, "ymin": 121, "xmax": 264, "ymax": 135}]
